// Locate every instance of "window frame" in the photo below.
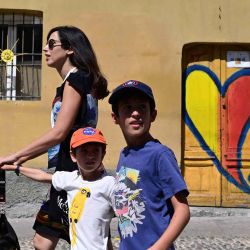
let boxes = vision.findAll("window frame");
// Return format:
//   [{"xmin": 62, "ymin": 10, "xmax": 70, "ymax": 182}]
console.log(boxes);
[{"xmin": 0, "ymin": 11, "xmax": 43, "ymax": 101}]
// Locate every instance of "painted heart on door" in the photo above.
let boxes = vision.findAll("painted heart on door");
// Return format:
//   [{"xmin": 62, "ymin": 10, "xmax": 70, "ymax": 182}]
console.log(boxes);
[{"xmin": 184, "ymin": 64, "xmax": 250, "ymax": 193}]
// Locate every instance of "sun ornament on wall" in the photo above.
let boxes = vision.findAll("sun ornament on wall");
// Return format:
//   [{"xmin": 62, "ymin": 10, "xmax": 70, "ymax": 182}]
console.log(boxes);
[
  {"xmin": 0, "ymin": 39, "xmax": 27, "ymax": 70},
  {"xmin": 0, "ymin": 48, "xmax": 15, "ymax": 63},
  {"xmin": 0, "ymin": 38, "xmax": 28, "ymax": 99}
]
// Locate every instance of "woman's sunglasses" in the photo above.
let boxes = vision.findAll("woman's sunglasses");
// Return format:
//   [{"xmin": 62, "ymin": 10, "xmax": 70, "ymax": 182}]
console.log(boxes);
[{"xmin": 47, "ymin": 39, "xmax": 62, "ymax": 50}]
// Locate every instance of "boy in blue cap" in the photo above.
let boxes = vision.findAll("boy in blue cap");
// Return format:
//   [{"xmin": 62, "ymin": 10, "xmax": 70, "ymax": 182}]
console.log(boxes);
[{"xmin": 109, "ymin": 80, "xmax": 190, "ymax": 250}]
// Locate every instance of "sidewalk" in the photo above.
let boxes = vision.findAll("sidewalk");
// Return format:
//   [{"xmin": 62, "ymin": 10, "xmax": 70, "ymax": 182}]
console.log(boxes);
[
  {"xmin": 4, "ymin": 172, "xmax": 250, "ymax": 249},
  {"xmin": 9, "ymin": 211, "xmax": 250, "ymax": 250}
]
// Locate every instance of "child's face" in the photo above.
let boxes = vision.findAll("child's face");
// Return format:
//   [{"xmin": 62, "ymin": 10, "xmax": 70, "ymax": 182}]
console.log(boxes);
[
  {"xmin": 112, "ymin": 93, "xmax": 157, "ymax": 146},
  {"xmin": 71, "ymin": 142, "xmax": 105, "ymax": 173}
]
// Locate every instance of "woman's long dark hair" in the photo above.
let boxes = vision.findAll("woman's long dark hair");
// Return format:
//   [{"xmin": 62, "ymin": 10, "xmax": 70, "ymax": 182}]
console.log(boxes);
[{"xmin": 47, "ymin": 26, "xmax": 109, "ymax": 100}]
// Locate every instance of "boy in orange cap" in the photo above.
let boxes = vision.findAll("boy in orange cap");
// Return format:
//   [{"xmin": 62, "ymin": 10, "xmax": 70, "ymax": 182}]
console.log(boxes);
[{"xmin": 1, "ymin": 127, "xmax": 115, "ymax": 250}]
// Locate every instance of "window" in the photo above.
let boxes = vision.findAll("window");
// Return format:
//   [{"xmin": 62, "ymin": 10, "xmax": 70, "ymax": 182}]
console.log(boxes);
[{"xmin": 0, "ymin": 11, "xmax": 42, "ymax": 100}]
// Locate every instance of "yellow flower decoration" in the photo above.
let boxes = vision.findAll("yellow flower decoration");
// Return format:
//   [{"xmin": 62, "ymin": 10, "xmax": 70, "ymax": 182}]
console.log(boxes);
[
  {"xmin": 0, "ymin": 39, "xmax": 27, "ymax": 72},
  {"xmin": 1, "ymin": 49, "xmax": 14, "ymax": 63}
]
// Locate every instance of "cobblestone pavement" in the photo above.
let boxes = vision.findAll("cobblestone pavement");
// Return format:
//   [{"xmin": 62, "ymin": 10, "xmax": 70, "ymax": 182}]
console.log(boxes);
[
  {"xmin": 9, "ymin": 215, "xmax": 250, "ymax": 250},
  {"xmin": 18, "ymin": 236, "xmax": 250, "ymax": 250},
  {"xmin": 175, "ymin": 236, "xmax": 250, "ymax": 250}
]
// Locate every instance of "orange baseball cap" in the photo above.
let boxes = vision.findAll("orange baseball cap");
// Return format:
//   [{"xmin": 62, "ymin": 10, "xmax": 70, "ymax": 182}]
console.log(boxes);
[{"xmin": 70, "ymin": 127, "xmax": 106, "ymax": 149}]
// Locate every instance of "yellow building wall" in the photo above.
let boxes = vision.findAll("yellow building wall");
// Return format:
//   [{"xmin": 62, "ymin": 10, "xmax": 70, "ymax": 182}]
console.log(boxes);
[{"xmin": 1, "ymin": 0, "xmax": 250, "ymax": 169}]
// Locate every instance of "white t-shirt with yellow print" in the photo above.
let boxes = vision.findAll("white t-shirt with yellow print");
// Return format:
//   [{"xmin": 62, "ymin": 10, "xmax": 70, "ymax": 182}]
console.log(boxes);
[{"xmin": 52, "ymin": 170, "xmax": 115, "ymax": 250}]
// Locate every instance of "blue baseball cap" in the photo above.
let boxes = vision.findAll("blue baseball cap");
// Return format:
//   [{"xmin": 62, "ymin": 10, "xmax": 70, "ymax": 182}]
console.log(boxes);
[{"xmin": 108, "ymin": 80, "xmax": 155, "ymax": 109}]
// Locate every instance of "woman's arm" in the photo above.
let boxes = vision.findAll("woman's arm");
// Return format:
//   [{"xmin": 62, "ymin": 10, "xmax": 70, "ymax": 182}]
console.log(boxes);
[
  {"xmin": 0, "ymin": 82, "xmax": 82, "ymax": 165},
  {"xmin": 148, "ymin": 191, "xmax": 190, "ymax": 250},
  {"xmin": 1, "ymin": 164, "xmax": 52, "ymax": 183}
]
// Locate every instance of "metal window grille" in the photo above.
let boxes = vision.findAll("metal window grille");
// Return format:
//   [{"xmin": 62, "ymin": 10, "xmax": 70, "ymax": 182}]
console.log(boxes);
[{"xmin": 0, "ymin": 12, "xmax": 42, "ymax": 100}]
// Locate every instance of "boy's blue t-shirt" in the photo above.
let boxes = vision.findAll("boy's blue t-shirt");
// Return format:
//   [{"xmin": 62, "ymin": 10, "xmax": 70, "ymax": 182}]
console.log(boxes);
[{"xmin": 112, "ymin": 140, "xmax": 189, "ymax": 250}]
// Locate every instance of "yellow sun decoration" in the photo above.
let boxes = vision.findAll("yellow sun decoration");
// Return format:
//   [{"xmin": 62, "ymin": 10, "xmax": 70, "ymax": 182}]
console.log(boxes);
[
  {"xmin": 0, "ymin": 39, "xmax": 26, "ymax": 69},
  {"xmin": 1, "ymin": 49, "xmax": 14, "ymax": 63}
]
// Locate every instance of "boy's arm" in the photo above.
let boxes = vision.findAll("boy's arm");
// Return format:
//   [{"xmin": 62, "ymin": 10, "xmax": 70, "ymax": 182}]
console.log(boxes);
[
  {"xmin": 1, "ymin": 164, "xmax": 52, "ymax": 183},
  {"xmin": 148, "ymin": 191, "xmax": 190, "ymax": 250}
]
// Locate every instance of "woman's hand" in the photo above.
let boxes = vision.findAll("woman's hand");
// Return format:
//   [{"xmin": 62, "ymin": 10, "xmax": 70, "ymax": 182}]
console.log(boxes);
[{"xmin": 0, "ymin": 154, "xmax": 18, "ymax": 166}]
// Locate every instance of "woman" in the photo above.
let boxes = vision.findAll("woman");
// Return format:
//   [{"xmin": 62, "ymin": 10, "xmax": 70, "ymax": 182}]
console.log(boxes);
[{"xmin": 0, "ymin": 26, "xmax": 109, "ymax": 249}]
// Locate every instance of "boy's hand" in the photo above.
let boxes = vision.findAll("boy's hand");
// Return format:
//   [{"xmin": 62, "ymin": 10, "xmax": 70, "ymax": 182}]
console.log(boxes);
[
  {"xmin": 0, "ymin": 164, "xmax": 16, "ymax": 171},
  {"xmin": 147, "ymin": 191, "xmax": 190, "ymax": 250},
  {"xmin": 148, "ymin": 242, "xmax": 171, "ymax": 250},
  {"xmin": 147, "ymin": 242, "xmax": 170, "ymax": 250}
]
